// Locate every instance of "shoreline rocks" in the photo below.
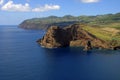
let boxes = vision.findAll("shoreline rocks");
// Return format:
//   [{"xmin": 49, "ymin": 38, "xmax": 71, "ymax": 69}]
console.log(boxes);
[{"xmin": 113, "ymin": 46, "xmax": 120, "ymax": 50}]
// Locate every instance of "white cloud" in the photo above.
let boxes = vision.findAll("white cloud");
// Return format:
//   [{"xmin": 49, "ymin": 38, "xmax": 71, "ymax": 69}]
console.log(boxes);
[
  {"xmin": 81, "ymin": 0, "xmax": 99, "ymax": 3},
  {"xmin": 0, "ymin": 0, "xmax": 4, "ymax": 5},
  {"xmin": 1, "ymin": 1, "xmax": 30, "ymax": 12},
  {"xmin": 1, "ymin": 1, "xmax": 60, "ymax": 12},
  {"xmin": 32, "ymin": 4, "xmax": 60, "ymax": 12}
]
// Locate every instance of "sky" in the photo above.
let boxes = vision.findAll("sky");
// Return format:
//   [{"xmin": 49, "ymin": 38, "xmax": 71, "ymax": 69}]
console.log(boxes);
[{"xmin": 0, "ymin": 0, "xmax": 120, "ymax": 25}]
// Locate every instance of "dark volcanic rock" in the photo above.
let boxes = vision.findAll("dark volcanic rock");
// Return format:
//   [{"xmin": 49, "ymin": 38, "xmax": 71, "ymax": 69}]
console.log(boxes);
[
  {"xmin": 84, "ymin": 40, "xmax": 92, "ymax": 51},
  {"xmin": 37, "ymin": 24, "xmax": 110, "ymax": 49},
  {"xmin": 113, "ymin": 46, "xmax": 120, "ymax": 50},
  {"xmin": 37, "ymin": 26, "xmax": 71, "ymax": 48},
  {"xmin": 65, "ymin": 24, "xmax": 109, "ymax": 49}
]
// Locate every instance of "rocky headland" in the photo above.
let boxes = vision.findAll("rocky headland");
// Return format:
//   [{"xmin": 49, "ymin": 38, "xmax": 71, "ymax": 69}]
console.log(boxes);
[
  {"xmin": 37, "ymin": 24, "xmax": 119, "ymax": 50},
  {"xmin": 19, "ymin": 12, "xmax": 120, "ymax": 50}
]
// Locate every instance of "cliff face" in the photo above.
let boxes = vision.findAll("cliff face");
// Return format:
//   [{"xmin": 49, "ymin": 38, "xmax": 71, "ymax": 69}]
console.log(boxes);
[
  {"xmin": 37, "ymin": 26, "xmax": 71, "ymax": 48},
  {"xmin": 19, "ymin": 21, "xmax": 49, "ymax": 30},
  {"xmin": 65, "ymin": 24, "xmax": 109, "ymax": 49},
  {"xmin": 37, "ymin": 24, "xmax": 110, "ymax": 49}
]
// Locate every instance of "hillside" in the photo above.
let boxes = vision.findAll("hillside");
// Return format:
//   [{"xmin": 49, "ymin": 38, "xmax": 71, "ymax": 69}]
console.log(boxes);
[
  {"xmin": 81, "ymin": 24, "xmax": 120, "ymax": 47},
  {"xmin": 19, "ymin": 13, "xmax": 120, "ymax": 30}
]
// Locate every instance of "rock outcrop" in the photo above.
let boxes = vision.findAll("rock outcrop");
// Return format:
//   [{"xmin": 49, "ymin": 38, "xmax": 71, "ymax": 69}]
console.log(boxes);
[
  {"xmin": 113, "ymin": 46, "xmax": 120, "ymax": 50},
  {"xmin": 37, "ymin": 24, "xmax": 110, "ymax": 50},
  {"xmin": 37, "ymin": 26, "xmax": 71, "ymax": 48}
]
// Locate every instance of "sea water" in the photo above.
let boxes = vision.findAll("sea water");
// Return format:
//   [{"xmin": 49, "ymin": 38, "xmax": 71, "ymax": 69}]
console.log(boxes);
[{"xmin": 0, "ymin": 26, "xmax": 120, "ymax": 80}]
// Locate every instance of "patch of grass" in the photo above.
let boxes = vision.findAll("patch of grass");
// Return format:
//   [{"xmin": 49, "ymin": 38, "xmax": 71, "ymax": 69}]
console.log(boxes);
[
  {"xmin": 82, "ymin": 25, "xmax": 112, "ymax": 41},
  {"xmin": 100, "ymin": 23, "xmax": 120, "ymax": 29},
  {"xmin": 82, "ymin": 24, "xmax": 120, "ymax": 46}
]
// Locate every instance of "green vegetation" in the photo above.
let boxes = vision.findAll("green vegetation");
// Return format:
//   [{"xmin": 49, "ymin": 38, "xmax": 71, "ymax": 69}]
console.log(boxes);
[
  {"xmin": 19, "ymin": 12, "xmax": 120, "ymax": 29},
  {"xmin": 19, "ymin": 12, "xmax": 120, "ymax": 46},
  {"xmin": 82, "ymin": 24, "xmax": 120, "ymax": 46}
]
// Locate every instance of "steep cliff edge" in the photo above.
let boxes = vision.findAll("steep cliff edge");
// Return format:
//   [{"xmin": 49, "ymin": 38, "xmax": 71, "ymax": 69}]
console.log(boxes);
[
  {"xmin": 37, "ymin": 26, "xmax": 71, "ymax": 48},
  {"xmin": 37, "ymin": 24, "xmax": 111, "ymax": 50}
]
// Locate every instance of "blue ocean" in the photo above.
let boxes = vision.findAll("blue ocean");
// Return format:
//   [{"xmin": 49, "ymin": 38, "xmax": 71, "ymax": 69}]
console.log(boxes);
[{"xmin": 0, "ymin": 26, "xmax": 120, "ymax": 80}]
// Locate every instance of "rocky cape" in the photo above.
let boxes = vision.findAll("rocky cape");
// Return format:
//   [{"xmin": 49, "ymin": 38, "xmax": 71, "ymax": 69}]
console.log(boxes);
[{"xmin": 37, "ymin": 24, "xmax": 119, "ymax": 50}]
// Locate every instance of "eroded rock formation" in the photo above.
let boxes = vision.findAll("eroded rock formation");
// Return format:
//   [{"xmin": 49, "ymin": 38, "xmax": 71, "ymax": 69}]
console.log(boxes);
[
  {"xmin": 37, "ymin": 24, "xmax": 110, "ymax": 50},
  {"xmin": 37, "ymin": 26, "xmax": 71, "ymax": 48}
]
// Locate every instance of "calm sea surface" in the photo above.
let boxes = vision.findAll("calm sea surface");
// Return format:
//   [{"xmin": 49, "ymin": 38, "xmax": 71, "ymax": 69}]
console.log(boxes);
[{"xmin": 0, "ymin": 26, "xmax": 120, "ymax": 80}]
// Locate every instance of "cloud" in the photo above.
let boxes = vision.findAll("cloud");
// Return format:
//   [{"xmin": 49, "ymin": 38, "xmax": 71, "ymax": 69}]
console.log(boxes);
[
  {"xmin": 32, "ymin": 4, "xmax": 60, "ymax": 12},
  {"xmin": 0, "ymin": 0, "xmax": 60, "ymax": 12},
  {"xmin": 0, "ymin": 0, "xmax": 4, "ymax": 5},
  {"xmin": 1, "ymin": 1, "xmax": 30, "ymax": 12},
  {"xmin": 81, "ymin": 0, "xmax": 99, "ymax": 3}
]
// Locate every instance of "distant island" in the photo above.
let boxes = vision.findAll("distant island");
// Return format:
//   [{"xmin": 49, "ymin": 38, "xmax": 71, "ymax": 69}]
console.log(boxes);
[{"xmin": 19, "ymin": 12, "xmax": 120, "ymax": 50}]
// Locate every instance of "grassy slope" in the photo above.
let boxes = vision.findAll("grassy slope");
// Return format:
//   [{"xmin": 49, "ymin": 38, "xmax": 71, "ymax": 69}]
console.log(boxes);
[{"xmin": 82, "ymin": 23, "xmax": 120, "ymax": 46}]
